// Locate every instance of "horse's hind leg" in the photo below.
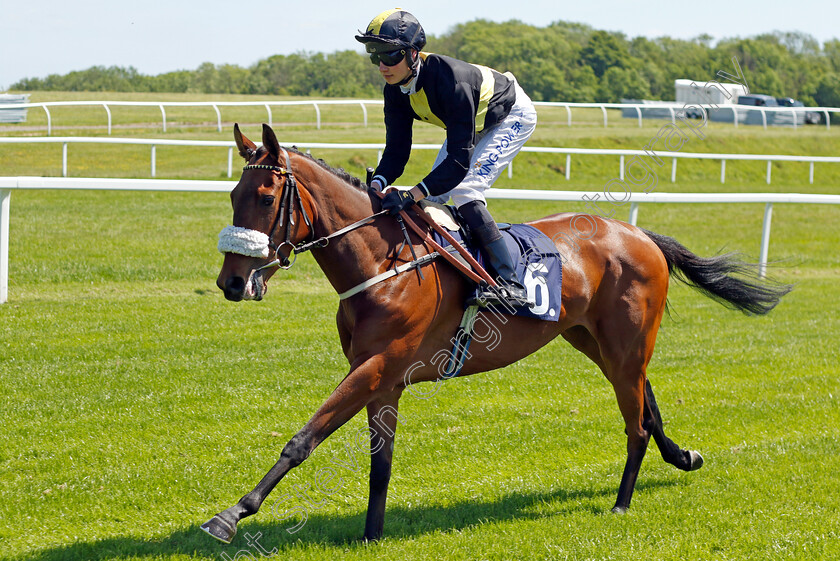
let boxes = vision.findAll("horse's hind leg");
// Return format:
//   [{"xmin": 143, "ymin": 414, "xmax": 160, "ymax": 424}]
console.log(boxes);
[
  {"xmin": 644, "ymin": 379, "xmax": 704, "ymax": 472},
  {"xmin": 561, "ymin": 326, "xmax": 651, "ymax": 513},
  {"xmin": 608, "ymin": 361, "xmax": 652, "ymax": 514}
]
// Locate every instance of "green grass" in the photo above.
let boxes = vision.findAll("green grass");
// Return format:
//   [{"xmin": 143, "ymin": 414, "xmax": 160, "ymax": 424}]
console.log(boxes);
[{"xmin": 1, "ymin": 92, "xmax": 839, "ymax": 561}]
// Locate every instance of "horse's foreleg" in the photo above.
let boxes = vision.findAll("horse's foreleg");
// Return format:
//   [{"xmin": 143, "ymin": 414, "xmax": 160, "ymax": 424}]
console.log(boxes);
[
  {"xmin": 644, "ymin": 379, "xmax": 704, "ymax": 472},
  {"xmin": 201, "ymin": 429, "xmax": 314, "ymax": 542},
  {"xmin": 201, "ymin": 362, "xmax": 384, "ymax": 544},
  {"xmin": 363, "ymin": 391, "xmax": 403, "ymax": 542}
]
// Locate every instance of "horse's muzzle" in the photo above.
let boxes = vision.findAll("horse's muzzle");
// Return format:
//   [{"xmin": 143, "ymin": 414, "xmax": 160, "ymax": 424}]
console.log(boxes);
[
  {"xmin": 220, "ymin": 271, "xmax": 265, "ymax": 302},
  {"xmin": 221, "ymin": 276, "xmax": 246, "ymax": 301}
]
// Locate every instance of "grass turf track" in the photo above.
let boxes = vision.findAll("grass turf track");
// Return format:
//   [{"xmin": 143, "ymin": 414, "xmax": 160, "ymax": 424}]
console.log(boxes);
[{"xmin": 0, "ymin": 91, "xmax": 838, "ymax": 561}]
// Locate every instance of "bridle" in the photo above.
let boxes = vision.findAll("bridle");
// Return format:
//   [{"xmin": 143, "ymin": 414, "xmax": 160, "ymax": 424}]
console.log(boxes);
[
  {"xmin": 242, "ymin": 148, "xmax": 313, "ymax": 271},
  {"xmin": 236, "ymin": 148, "xmax": 388, "ymax": 272},
  {"xmin": 221, "ymin": 146, "xmax": 496, "ymax": 300}
]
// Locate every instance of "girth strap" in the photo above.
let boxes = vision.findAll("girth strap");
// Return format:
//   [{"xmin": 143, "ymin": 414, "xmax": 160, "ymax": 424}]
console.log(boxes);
[{"xmin": 339, "ymin": 252, "xmax": 439, "ymax": 300}]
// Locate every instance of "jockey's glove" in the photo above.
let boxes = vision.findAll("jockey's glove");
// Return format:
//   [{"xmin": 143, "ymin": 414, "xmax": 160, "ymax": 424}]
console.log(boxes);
[{"xmin": 381, "ymin": 188, "xmax": 416, "ymax": 215}]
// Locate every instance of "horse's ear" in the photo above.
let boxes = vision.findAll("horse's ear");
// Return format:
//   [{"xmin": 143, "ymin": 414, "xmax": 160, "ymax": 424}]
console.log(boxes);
[
  {"xmin": 262, "ymin": 123, "xmax": 281, "ymax": 162},
  {"xmin": 233, "ymin": 123, "xmax": 256, "ymax": 161}
]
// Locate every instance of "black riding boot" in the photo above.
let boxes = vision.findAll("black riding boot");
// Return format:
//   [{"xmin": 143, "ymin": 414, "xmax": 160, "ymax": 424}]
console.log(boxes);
[
  {"xmin": 459, "ymin": 201, "xmax": 532, "ymax": 308},
  {"xmin": 477, "ymin": 236, "xmax": 532, "ymax": 307}
]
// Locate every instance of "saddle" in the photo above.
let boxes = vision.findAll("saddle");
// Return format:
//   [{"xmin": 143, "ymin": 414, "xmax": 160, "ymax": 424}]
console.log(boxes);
[
  {"xmin": 406, "ymin": 199, "xmax": 564, "ymax": 379},
  {"xmin": 403, "ymin": 200, "xmax": 563, "ymax": 322},
  {"xmin": 363, "ymin": 177, "xmax": 560, "ymax": 321}
]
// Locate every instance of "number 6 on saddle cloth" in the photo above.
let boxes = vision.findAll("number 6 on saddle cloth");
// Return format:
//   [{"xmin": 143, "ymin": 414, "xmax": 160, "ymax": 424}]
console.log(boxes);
[{"xmin": 429, "ymin": 207, "xmax": 564, "ymax": 322}]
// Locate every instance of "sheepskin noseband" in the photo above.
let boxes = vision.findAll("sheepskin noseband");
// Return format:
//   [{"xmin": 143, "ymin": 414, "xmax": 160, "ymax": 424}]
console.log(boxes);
[{"xmin": 218, "ymin": 225, "xmax": 270, "ymax": 258}]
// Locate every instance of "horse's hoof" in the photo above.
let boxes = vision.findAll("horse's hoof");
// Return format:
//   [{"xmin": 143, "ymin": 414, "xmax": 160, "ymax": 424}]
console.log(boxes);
[
  {"xmin": 611, "ymin": 505, "xmax": 628, "ymax": 514},
  {"xmin": 201, "ymin": 515, "xmax": 237, "ymax": 544},
  {"xmin": 688, "ymin": 450, "xmax": 704, "ymax": 471}
]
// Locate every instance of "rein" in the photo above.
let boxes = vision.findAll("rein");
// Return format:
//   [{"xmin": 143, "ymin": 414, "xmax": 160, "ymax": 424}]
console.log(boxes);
[
  {"xmin": 219, "ymin": 149, "xmax": 498, "ymax": 299},
  {"xmin": 258, "ymin": 210, "xmax": 391, "ymax": 271}
]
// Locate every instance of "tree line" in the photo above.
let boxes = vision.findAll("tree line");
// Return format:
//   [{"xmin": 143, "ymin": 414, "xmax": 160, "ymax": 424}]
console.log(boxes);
[{"xmin": 11, "ymin": 20, "xmax": 840, "ymax": 107}]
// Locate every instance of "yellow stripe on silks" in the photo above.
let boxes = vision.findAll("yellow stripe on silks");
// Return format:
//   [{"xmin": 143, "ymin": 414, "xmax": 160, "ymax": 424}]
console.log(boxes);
[
  {"xmin": 409, "ymin": 52, "xmax": 446, "ymax": 127},
  {"xmin": 409, "ymin": 88, "xmax": 446, "ymax": 129},
  {"xmin": 367, "ymin": 8, "xmax": 403, "ymax": 34},
  {"xmin": 472, "ymin": 64, "xmax": 495, "ymax": 132},
  {"xmin": 409, "ymin": 54, "xmax": 497, "ymax": 132}
]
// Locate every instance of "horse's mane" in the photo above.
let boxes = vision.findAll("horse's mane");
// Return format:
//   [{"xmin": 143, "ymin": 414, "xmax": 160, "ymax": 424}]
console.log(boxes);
[{"xmin": 286, "ymin": 146, "xmax": 369, "ymax": 192}]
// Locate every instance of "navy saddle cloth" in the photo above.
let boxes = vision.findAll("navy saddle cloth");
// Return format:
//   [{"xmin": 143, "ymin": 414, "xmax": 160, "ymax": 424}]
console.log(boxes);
[{"xmin": 433, "ymin": 223, "xmax": 563, "ymax": 322}]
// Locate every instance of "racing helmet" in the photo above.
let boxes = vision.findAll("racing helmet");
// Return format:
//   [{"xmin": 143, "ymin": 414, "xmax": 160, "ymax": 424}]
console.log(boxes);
[{"xmin": 355, "ymin": 9, "xmax": 426, "ymax": 55}]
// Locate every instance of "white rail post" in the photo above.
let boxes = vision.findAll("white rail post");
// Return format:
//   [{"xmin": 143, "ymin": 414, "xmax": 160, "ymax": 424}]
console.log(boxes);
[
  {"xmin": 791, "ymin": 109, "xmax": 797, "ymax": 130},
  {"xmin": 760, "ymin": 108, "xmax": 767, "ymax": 130},
  {"xmin": 313, "ymin": 103, "xmax": 321, "ymax": 130},
  {"xmin": 628, "ymin": 202, "xmax": 639, "ymax": 226},
  {"xmin": 601, "ymin": 105, "xmax": 608, "ymax": 128},
  {"xmin": 43, "ymin": 105, "xmax": 52, "ymax": 136},
  {"xmin": 1, "ymin": 189, "xmax": 10, "ymax": 303},
  {"xmin": 151, "ymin": 145, "xmax": 156, "ymax": 178},
  {"xmin": 103, "ymin": 103, "xmax": 112, "ymax": 135},
  {"xmin": 824, "ymin": 110, "xmax": 830, "ymax": 131},
  {"xmin": 213, "ymin": 104, "xmax": 222, "ymax": 132},
  {"xmin": 360, "ymin": 102, "xmax": 368, "ymax": 127},
  {"xmin": 619, "ymin": 155, "xmax": 625, "ymax": 181},
  {"xmin": 766, "ymin": 160, "xmax": 772, "ymax": 184},
  {"xmin": 265, "ymin": 104, "xmax": 273, "ymax": 128},
  {"xmin": 508, "ymin": 161, "xmax": 513, "ymax": 179},
  {"xmin": 159, "ymin": 104, "xmax": 167, "ymax": 132},
  {"xmin": 635, "ymin": 106, "xmax": 642, "ymax": 128},
  {"xmin": 227, "ymin": 147, "xmax": 234, "ymax": 178},
  {"xmin": 809, "ymin": 161, "xmax": 815, "ymax": 184},
  {"xmin": 759, "ymin": 202, "xmax": 773, "ymax": 278},
  {"xmin": 732, "ymin": 106, "xmax": 739, "ymax": 128},
  {"xmin": 565, "ymin": 154, "xmax": 571, "ymax": 180},
  {"xmin": 671, "ymin": 158, "xmax": 677, "ymax": 182},
  {"xmin": 565, "ymin": 105, "xmax": 571, "ymax": 127},
  {"xmin": 668, "ymin": 107, "xmax": 676, "ymax": 125},
  {"xmin": 720, "ymin": 159, "xmax": 726, "ymax": 184},
  {"xmin": 62, "ymin": 143, "xmax": 68, "ymax": 177}
]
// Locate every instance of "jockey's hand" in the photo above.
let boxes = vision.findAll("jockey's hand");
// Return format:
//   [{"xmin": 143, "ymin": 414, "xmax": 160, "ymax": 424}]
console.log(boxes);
[
  {"xmin": 381, "ymin": 188, "xmax": 416, "ymax": 215},
  {"xmin": 370, "ymin": 178, "xmax": 384, "ymax": 192}
]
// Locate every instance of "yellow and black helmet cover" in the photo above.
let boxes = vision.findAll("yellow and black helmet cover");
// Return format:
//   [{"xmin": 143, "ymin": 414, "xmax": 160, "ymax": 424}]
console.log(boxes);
[{"xmin": 355, "ymin": 8, "xmax": 426, "ymax": 54}]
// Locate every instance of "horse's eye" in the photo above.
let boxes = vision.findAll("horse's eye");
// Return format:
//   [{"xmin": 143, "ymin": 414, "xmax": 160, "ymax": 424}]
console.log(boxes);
[{"xmin": 260, "ymin": 195, "xmax": 275, "ymax": 207}]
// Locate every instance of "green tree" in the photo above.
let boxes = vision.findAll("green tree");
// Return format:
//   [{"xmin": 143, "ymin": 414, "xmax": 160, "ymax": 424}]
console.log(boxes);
[
  {"xmin": 580, "ymin": 31, "xmax": 629, "ymax": 78},
  {"xmin": 814, "ymin": 73, "xmax": 840, "ymax": 122},
  {"xmin": 7, "ymin": 20, "xmax": 839, "ymax": 104},
  {"xmin": 597, "ymin": 66, "xmax": 650, "ymax": 102},
  {"xmin": 824, "ymin": 40, "xmax": 840, "ymax": 72}
]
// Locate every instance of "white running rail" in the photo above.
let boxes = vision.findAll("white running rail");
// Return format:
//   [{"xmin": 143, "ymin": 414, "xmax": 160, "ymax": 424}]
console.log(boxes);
[{"xmin": 2, "ymin": 176, "xmax": 839, "ymax": 303}]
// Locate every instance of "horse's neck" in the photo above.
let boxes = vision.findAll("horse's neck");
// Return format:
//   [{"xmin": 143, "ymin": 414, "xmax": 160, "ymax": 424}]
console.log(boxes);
[{"xmin": 300, "ymin": 165, "xmax": 395, "ymax": 295}]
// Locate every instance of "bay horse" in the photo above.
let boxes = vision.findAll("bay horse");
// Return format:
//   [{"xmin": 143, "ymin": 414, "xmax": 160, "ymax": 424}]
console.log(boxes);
[{"xmin": 203, "ymin": 123, "xmax": 790, "ymax": 543}]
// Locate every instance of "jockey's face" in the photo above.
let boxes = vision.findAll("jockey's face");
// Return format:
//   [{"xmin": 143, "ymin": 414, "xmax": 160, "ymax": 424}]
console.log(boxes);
[{"xmin": 379, "ymin": 55, "xmax": 413, "ymax": 85}]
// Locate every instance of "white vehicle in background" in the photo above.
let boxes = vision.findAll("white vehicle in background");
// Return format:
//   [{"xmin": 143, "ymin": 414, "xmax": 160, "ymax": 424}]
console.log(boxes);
[
  {"xmin": 0, "ymin": 93, "xmax": 29, "ymax": 123},
  {"xmin": 675, "ymin": 79, "xmax": 748, "ymax": 119}
]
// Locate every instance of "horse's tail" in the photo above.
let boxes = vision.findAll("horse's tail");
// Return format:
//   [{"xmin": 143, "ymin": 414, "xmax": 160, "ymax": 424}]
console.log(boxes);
[{"xmin": 641, "ymin": 229, "xmax": 792, "ymax": 315}]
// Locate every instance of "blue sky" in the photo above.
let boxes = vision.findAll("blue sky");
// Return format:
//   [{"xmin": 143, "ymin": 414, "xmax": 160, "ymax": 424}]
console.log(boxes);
[{"xmin": 1, "ymin": 0, "xmax": 837, "ymax": 90}]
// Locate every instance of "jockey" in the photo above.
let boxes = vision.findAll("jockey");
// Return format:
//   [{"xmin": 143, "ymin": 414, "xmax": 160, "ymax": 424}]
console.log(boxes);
[{"xmin": 355, "ymin": 8, "xmax": 538, "ymax": 308}]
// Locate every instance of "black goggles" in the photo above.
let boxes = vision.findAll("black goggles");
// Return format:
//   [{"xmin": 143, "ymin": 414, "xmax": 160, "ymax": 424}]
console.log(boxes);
[{"xmin": 369, "ymin": 49, "xmax": 407, "ymax": 67}]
